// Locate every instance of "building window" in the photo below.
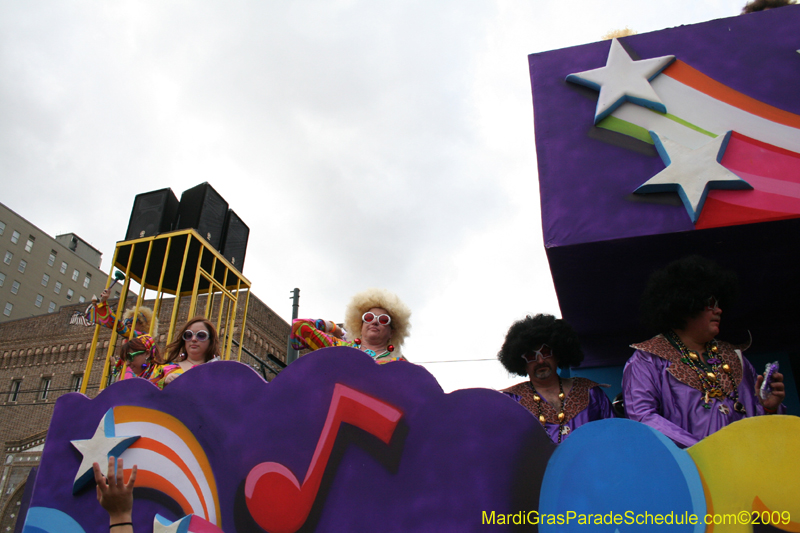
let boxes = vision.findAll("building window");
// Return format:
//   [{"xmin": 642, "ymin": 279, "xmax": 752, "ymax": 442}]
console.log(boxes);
[
  {"xmin": 0, "ymin": 272, "xmax": 4, "ymax": 287},
  {"xmin": 39, "ymin": 378, "xmax": 51, "ymax": 400},
  {"xmin": 66, "ymin": 288, "xmax": 74, "ymax": 301},
  {"xmin": 3, "ymin": 251, "xmax": 11, "ymax": 265},
  {"xmin": 8, "ymin": 380, "xmax": 21, "ymax": 402},
  {"xmin": 3, "ymin": 302, "xmax": 11, "ymax": 317},
  {"xmin": 10, "ymin": 281, "xmax": 20, "ymax": 295},
  {"xmin": 18, "ymin": 259, "xmax": 26, "ymax": 273},
  {"xmin": 35, "ymin": 294, "xmax": 43, "ymax": 307},
  {"xmin": 60, "ymin": 261, "xmax": 67, "ymax": 274},
  {"xmin": 47, "ymin": 251, "xmax": 56, "ymax": 266},
  {"xmin": 48, "ymin": 301, "xmax": 56, "ymax": 313},
  {"xmin": 0, "ymin": 221, "xmax": 5, "ymax": 235},
  {"xmin": 24, "ymin": 236, "xmax": 34, "ymax": 252},
  {"xmin": 78, "ymin": 295, "xmax": 85, "ymax": 303},
  {"xmin": 10, "ymin": 231, "xmax": 20, "ymax": 244},
  {"xmin": 72, "ymin": 269, "xmax": 79, "ymax": 281},
  {"xmin": 54, "ymin": 281, "xmax": 62, "ymax": 294},
  {"xmin": 42, "ymin": 273, "xmax": 49, "ymax": 286},
  {"xmin": 71, "ymin": 374, "xmax": 83, "ymax": 392},
  {"xmin": 83, "ymin": 274, "xmax": 91, "ymax": 288}
]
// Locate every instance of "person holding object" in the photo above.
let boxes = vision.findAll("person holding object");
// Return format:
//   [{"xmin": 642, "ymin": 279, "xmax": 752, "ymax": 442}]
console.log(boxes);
[
  {"xmin": 623, "ymin": 255, "xmax": 785, "ymax": 448},
  {"xmin": 290, "ymin": 288, "xmax": 410, "ymax": 364},
  {"xmin": 498, "ymin": 314, "xmax": 615, "ymax": 444},
  {"xmin": 93, "ymin": 456, "xmax": 137, "ymax": 533},
  {"xmin": 148, "ymin": 317, "xmax": 220, "ymax": 388},
  {"xmin": 92, "ymin": 287, "xmax": 159, "ymax": 340}
]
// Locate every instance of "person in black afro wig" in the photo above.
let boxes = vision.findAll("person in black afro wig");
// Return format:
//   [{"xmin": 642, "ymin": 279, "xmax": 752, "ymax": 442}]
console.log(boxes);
[
  {"xmin": 640, "ymin": 255, "xmax": 739, "ymax": 334},
  {"xmin": 497, "ymin": 314, "xmax": 584, "ymax": 376}
]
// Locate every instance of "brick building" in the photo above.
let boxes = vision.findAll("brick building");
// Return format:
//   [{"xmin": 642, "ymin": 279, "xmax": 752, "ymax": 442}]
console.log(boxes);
[{"xmin": 0, "ymin": 292, "xmax": 289, "ymax": 528}]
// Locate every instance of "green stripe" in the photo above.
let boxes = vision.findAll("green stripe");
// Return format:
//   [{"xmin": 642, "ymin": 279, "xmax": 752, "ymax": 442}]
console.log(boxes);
[
  {"xmin": 597, "ymin": 112, "xmax": 718, "ymax": 144},
  {"xmin": 597, "ymin": 116, "xmax": 654, "ymax": 143},
  {"xmin": 662, "ymin": 113, "xmax": 717, "ymax": 138}
]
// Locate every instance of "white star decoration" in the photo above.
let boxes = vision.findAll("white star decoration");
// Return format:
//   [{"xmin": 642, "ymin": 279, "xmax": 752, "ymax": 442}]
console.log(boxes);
[
  {"xmin": 70, "ymin": 408, "xmax": 139, "ymax": 493},
  {"xmin": 635, "ymin": 131, "xmax": 752, "ymax": 223},
  {"xmin": 566, "ymin": 38, "xmax": 675, "ymax": 124},
  {"xmin": 154, "ymin": 514, "xmax": 190, "ymax": 533}
]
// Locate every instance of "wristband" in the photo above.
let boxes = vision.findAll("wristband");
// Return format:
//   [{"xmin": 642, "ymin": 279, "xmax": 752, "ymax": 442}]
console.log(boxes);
[
  {"xmin": 764, "ymin": 405, "xmax": 778, "ymax": 414},
  {"xmin": 110, "ymin": 523, "xmax": 133, "ymax": 530}
]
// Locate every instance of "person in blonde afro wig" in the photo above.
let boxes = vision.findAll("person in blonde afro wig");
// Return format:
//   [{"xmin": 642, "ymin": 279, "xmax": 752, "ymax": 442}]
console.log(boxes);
[{"xmin": 289, "ymin": 288, "xmax": 411, "ymax": 364}]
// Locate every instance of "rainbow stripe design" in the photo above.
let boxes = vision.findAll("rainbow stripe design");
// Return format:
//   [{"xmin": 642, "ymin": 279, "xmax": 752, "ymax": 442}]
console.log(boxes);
[
  {"xmin": 597, "ymin": 58, "xmax": 800, "ymax": 228},
  {"xmin": 114, "ymin": 406, "xmax": 221, "ymax": 528}
]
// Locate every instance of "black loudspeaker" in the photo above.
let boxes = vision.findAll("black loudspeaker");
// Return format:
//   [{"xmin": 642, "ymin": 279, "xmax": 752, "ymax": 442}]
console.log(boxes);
[
  {"xmin": 125, "ymin": 188, "xmax": 179, "ymax": 241},
  {"xmin": 220, "ymin": 210, "xmax": 249, "ymax": 272},
  {"xmin": 176, "ymin": 182, "xmax": 229, "ymax": 249}
]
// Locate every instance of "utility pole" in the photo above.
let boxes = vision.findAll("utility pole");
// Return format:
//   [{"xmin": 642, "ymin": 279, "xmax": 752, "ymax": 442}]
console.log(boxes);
[{"xmin": 286, "ymin": 288, "xmax": 300, "ymax": 363}]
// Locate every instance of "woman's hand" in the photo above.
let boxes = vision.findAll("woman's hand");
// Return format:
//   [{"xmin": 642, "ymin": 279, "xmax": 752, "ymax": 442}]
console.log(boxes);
[
  {"xmin": 93, "ymin": 456, "xmax": 136, "ymax": 528},
  {"xmin": 164, "ymin": 372, "xmax": 180, "ymax": 385},
  {"xmin": 756, "ymin": 371, "xmax": 785, "ymax": 412}
]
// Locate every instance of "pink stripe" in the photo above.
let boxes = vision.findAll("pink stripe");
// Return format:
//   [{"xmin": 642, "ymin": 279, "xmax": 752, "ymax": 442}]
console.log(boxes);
[
  {"xmin": 707, "ymin": 188, "xmax": 800, "ymax": 214},
  {"xmin": 721, "ymin": 133, "xmax": 800, "ymax": 184}
]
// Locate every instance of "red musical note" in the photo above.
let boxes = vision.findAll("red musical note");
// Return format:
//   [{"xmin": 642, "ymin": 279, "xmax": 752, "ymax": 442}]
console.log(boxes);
[{"xmin": 244, "ymin": 383, "xmax": 404, "ymax": 533}]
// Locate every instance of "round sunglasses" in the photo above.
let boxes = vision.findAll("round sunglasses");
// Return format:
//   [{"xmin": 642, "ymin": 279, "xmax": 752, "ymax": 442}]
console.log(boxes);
[
  {"xmin": 362, "ymin": 312, "xmax": 391, "ymax": 326},
  {"xmin": 183, "ymin": 329, "xmax": 210, "ymax": 342}
]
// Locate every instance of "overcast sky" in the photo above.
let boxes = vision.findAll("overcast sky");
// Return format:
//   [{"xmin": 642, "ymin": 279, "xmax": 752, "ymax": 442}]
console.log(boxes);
[{"xmin": 0, "ymin": 0, "xmax": 747, "ymax": 392}]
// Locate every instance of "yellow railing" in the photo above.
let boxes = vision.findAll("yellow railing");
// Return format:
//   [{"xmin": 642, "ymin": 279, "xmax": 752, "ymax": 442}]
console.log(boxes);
[{"xmin": 80, "ymin": 229, "xmax": 251, "ymax": 393}]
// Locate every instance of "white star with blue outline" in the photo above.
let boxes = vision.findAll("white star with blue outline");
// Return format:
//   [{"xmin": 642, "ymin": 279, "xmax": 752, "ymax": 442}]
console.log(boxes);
[
  {"xmin": 70, "ymin": 408, "xmax": 139, "ymax": 493},
  {"xmin": 154, "ymin": 514, "xmax": 191, "ymax": 533},
  {"xmin": 566, "ymin": 38, "xmax": 675, "ymax": 124},
  {"xmin": 635, "ymin": 131, "xmax": 752, "ymax": 224}
]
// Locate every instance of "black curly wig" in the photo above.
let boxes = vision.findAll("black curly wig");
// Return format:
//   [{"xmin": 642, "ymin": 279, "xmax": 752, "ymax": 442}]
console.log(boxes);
[
  {"xmin": 640, "ymin": 255, "xmax": 739, "ymax": 333},
  {"xmin": 497, "ymin": 314, "xmax": 584, "ymax": 376}
]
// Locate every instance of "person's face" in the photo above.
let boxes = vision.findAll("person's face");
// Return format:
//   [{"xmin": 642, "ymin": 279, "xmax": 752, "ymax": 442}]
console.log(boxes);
[
  {"xmin": 682, "ymin": 297, "xmax": 722, "ymax": 342},
  {"xmin": 130, "ymin": 352, "xmax": 148, "ymax": 375},
  {"xmin": 360, "ymin": 307, "xmax": 392, "ymax": 346},
  {"xmin": 184, "ymin": 322, "xmax": 211, "ymax": 362},
  {"xmin": 525, "ymin": 344, "xmax": 558, "ymax": 382}
]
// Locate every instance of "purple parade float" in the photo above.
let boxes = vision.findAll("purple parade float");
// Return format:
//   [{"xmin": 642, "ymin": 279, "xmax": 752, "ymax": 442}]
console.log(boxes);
[{"xmin": 19, "ymin": 7, "xmax": 800, "ymax": 532}]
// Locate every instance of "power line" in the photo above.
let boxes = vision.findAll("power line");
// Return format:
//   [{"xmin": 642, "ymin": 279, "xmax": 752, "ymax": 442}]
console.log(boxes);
[{"xmin": 415, "ymin": 358, "xmax": 496, "ymax": 363}]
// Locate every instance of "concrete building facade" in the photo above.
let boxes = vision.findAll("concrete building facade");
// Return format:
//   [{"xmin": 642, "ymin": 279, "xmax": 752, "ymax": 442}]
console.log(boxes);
[{"xmin": 0, "ymin": 203, "xmax": 115, "ymax": 323}]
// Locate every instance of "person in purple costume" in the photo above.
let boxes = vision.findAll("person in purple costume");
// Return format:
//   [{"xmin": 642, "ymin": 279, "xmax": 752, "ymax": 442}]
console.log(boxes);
[
  {"xmin": 624, "ymin": 255, "xmax": 785, "ymax": 448},
  {"xmin": 498, "ymin": 314, "xmax": 615, "ymax": 444}
]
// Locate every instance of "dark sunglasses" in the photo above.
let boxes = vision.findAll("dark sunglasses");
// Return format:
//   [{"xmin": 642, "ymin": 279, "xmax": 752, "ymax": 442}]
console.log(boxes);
[
  {"xmin": 705, "ymin": 296, "xmax": 720, "ymax": 310},
  {"xmin": 183, "ymin": 329, "xmax": 210, "ymax": 342},
  {"xmin": 362, "ymin": 312, "xmax": 391, "ymax": 326}
]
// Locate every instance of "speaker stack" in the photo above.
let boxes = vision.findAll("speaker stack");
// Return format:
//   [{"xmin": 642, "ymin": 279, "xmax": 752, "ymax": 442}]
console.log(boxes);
[{"xmin": 125, "ymin": 182, "xmax": 249, "ymax": 274}]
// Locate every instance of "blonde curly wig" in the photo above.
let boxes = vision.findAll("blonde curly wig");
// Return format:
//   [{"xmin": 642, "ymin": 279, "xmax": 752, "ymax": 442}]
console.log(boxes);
[
  {"xmin": 122, "ymin": 305, "xmax": 159, "ymax": 338},
  {"xmin": 343, "ymin": 288, "xmax": 411, "ymax": 349}
]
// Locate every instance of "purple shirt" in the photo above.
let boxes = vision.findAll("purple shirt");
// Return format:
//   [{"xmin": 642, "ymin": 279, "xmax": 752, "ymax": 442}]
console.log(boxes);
[{"xmin": 623, "ymin": 337, "xmax": 784, "ymax": 448}]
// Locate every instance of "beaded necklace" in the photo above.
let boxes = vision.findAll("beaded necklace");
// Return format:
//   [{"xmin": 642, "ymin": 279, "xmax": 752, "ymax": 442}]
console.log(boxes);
[
  {"xmin": 666, "ymin": 330, "xmax": 744, "ymax": 413},
  {"xmin": 529, "ymin": 377, "xmax": 568, "ymax": 444}
]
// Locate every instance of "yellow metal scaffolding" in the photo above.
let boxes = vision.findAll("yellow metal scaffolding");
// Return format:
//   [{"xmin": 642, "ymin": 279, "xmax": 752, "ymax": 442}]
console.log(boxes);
[{"xmin": 80, "ymin": 229, "xmax": 251, "ymax": 394}]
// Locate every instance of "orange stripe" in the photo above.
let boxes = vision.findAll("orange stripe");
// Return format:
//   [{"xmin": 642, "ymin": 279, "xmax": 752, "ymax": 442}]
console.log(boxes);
[
  {"xmin": 129, "ymin": 437, "xmax": 209, "ymax": 519},
  {"xmin": 131, "ymin": 469, "xmax": 194, "ymax": 516},
  {"xmin": 114, "ymin": 406, "xmax": 220, "ymax": 523},
  {"xmin": 752, "ymin": 495, "xmax": 800, "ymax": 532},
  {"xmin": 663, "ymin": 60, "xmax": 800, "ymax": 129}
]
